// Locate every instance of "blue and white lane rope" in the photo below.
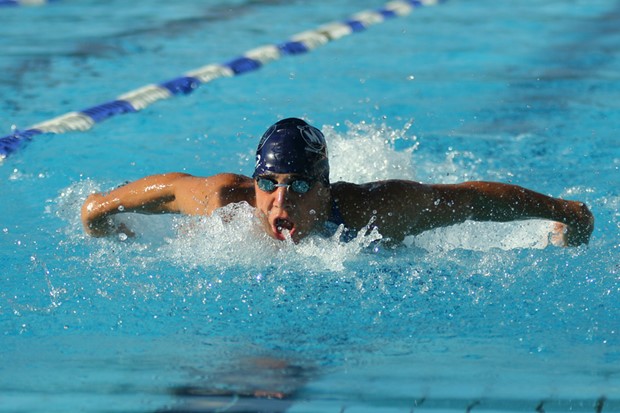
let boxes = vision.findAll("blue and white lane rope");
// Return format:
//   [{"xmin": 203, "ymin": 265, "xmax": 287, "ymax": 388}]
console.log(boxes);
[
  {"xmin": 0, "ymin": 0, "xmax": 57, "ymax": 6},
  {"xmin": 0, "ymin": 0, "xmax": 444, "ymax": 161}
]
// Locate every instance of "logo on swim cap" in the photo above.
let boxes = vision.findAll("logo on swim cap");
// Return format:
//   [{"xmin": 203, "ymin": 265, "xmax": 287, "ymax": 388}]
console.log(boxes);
[{"xmin": 298, "ymin": 125, "xmax": 325, "ymax": 154}]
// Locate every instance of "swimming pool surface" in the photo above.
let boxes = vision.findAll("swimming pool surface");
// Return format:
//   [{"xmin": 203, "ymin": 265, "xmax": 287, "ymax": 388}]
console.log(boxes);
[{"xmin": 1, "ymin": 0, "xmax": 619, "ymax": 412}]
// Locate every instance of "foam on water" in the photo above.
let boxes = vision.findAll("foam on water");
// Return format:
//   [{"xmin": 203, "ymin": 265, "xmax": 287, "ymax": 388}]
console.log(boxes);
[
  {"xmin": 324, "ymin": 119, "xmax": 418, "ymax": 183},
  {"xmin": 163, "ymin": 203, "xmax": 383, "ymax": 272}
]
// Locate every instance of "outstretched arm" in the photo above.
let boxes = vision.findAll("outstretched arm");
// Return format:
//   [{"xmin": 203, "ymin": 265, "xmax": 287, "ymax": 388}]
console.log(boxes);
[
  {"xmin": 81, "ymin": 173, "xmax": 192, "ymax": 237},
  {"xmin": 81, "ymin": 172, "xmax": 255, "ymax": 237},
  {"xmin": 428, "ymin": 181, "xmax": 594, "ymax": 246},
  {"xmin": 338, "ymin": 180, "xmax": 594, "ymax": 246}
]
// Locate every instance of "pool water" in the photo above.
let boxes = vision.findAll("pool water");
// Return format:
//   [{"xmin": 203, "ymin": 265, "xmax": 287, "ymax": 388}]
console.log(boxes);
[{"xmin": 1, "ymin": 0, "xmax": 619, "ymax": 412}]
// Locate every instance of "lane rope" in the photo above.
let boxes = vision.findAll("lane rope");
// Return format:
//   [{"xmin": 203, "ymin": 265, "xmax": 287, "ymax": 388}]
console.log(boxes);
[
  {"xmin": 0, "ymin": 0, "xmax": 445, "ymax": 161},
  {"xmin": 0, "ymin": 0, "xmax": 57, "ymax": 6}
]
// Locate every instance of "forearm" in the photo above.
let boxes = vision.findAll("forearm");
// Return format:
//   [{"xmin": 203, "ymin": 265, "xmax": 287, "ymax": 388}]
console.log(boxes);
[
  {"xmin": 461, "ymin": 182, "xmax": 584, "ymax": 223},
  {"xmin": 455, "ymin": 181, "xmax": 594, "ymax": 245}
]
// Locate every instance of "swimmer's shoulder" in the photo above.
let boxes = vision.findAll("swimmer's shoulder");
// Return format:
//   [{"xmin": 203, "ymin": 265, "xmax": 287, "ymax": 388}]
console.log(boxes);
[
  {"xmin": 330, "ymin": 181, "xmax": 372, "ymax": 229},
  {"xmin": 330, "ymin": 181, "xmax": 363, "ymax": 199},
  {"xmin": 206, "ymin": 173, "xmax": 254, "ymax": 187},
  {"xmin": 174, "ymin": 173, "xmax": 255, "ymax": 213},
  {"xmin": 330, "ymin": 179, "xmax": 429, "ymax": 233},
  {"xmin": 331, "ymin": 180, "xmax": 404, "ymax": 200},
  {"xmin": 173, "ymin": 173, "xmax": 252, "ymax": 188}
]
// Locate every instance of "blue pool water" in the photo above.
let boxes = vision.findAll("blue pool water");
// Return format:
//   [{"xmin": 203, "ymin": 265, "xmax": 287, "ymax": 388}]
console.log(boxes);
[{"xmin": 1, "ymin": 0, "xmax": 619, "ymax": 412}]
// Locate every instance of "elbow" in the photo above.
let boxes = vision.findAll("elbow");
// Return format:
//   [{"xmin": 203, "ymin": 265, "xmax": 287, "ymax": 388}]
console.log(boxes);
[
  {"xmin": 81, "ymin": 193, "xmax": 109, "ymax": 237},
  {"xmin": 81, "ymin": 194, "xmax": 96, "ymax": 227}
]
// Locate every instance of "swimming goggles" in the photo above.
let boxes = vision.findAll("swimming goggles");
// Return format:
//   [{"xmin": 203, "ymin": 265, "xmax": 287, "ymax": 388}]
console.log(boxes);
[{"xmin": 256, "ymin": 177, "xmax": 312, "ymax": 194}]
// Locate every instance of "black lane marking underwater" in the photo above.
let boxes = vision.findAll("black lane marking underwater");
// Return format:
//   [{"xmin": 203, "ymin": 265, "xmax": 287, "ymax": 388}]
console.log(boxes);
[
  {"xmin": 156, "ymin": 358, "xmax": 313, "ymax": 413},
  {"xmin": 157, "ymin": 390, "xmax": 296, "ymax": 413},
  {"xmin": 465, "ymin": 400, "xmax": 480, "ymax": 412}
]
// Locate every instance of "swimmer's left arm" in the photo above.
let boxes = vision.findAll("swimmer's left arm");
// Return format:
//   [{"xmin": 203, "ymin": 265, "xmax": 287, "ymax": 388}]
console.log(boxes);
[
  {"xmin": 351, "ymin": 180, "xmax": 593, "ymax": 246},
  {"xmin": 423, "ymin": 181, "xmax": 594, "ymax": 246}
]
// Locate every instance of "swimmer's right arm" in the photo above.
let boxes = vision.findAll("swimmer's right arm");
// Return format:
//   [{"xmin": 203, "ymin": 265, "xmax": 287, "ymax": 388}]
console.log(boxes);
[
  {"xmin": 81, "ymin": 172, "xmax": 255, "ymax": 237},
  {"xmin": 81, "ymin": 173, "xmax": 192, "ymax": 237}
]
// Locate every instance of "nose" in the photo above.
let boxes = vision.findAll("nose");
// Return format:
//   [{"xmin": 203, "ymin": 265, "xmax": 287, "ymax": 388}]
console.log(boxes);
[{"xmin": 272, "ymin": 186, "xmax": 291, "ymax": 209}]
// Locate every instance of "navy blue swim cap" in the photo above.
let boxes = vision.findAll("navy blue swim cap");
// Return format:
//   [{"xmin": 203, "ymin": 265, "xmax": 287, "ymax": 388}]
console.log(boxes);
[{"xmin": 253, "ymin": 118, "xmax": 329, "ymax": 184}]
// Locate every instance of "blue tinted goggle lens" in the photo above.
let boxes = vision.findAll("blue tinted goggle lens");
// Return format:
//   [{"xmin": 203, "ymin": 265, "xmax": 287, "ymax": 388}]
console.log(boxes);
[{"xmin": 257, "ymin": 178, "xmax": 312, "ymax": 194}]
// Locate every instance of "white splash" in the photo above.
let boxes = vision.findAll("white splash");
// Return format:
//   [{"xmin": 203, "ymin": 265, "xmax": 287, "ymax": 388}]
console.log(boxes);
[
  {"xmin": 163, "ymin": 202, "xmax": 383, "ymax": 272},
  {"xmin": 407, "ymin": 220, "xmax": 559, "ymax": 253},
  {"xmin": 323, "ymin": 120, "xmax": 418, "ymax": 183}
]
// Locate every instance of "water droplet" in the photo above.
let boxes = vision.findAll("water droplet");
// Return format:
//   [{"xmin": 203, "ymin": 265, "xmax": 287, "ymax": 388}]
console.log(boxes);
[{"xmin": 118, "ymin": 205, "xmax": 125, "ymax": 212}]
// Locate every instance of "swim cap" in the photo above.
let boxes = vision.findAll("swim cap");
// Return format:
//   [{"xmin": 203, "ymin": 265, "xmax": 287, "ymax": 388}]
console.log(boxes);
[{"xmin": 253, "ymin": 118, "xmax": 329, "ymax": 184}]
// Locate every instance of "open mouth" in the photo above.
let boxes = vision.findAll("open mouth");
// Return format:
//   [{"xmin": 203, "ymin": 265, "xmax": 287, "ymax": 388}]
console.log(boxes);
[{"xmin": 273, "ymin": 217, "xmax": 296, "ymax": 240}]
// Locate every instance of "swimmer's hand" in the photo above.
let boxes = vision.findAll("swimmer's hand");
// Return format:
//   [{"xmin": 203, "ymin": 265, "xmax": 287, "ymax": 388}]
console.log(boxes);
[
  {"xmin": 550, "ymin": 201, "xmax": 594, "ymax": 247},
  {"xmin": 83, "ymin": 215, "xmax": 135, "ymax": 239}
]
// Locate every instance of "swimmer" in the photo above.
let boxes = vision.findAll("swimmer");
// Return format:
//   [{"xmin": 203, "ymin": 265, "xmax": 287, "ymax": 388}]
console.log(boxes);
[{"xmin": 81, "ymin": 117, "xmax": 594, "ymax": 246}]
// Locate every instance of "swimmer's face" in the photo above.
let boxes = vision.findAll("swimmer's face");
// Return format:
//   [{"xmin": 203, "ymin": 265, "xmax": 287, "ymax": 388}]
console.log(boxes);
[{"xmin": 254, "ymin": 173, "xmax": 330, "ymax": 242}]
